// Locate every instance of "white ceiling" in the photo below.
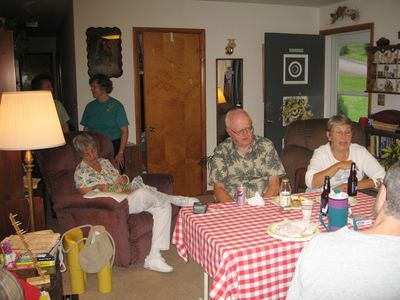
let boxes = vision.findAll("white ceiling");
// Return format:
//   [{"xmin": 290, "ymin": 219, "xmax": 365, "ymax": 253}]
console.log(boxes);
[
  {"xmin": 199, "ymin": 0, "xmax": 345, "ymax": 7},
  {"xmin": 0, "ymin": 0, "xmax": 346, "ymax": 36}
]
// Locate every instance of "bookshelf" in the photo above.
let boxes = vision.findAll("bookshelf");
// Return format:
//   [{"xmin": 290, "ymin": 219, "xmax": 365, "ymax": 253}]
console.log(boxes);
[{"xmin": 365, "ymin": 127, "xmax": 400, "ymax": 159}]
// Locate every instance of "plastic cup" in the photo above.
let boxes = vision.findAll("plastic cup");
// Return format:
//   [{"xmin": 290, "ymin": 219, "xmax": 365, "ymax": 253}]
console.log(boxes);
[{"xmin": 301, "ymin": 199, "xmax": 314, "ymax": 222}]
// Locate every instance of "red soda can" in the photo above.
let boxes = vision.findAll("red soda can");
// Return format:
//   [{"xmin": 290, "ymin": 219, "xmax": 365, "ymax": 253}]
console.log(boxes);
[{"xmin": 236, "ymin": 185, "xmax": 246, "ymax": 205}]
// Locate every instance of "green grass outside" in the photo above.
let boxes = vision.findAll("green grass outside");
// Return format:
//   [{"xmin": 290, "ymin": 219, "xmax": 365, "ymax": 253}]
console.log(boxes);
[
  {"xmin": 341, "ymin": 44, "xmax": 368, "ymax": 63},
  {"xmin": 338, "ymin": 95, "xmax": 368, "ymax": 121},
  {"xmin": 339, "ymin": 74, "xmax": 367, "ymax": 93},
  {"xmin": 338, "ymin": 43, "xmax": 368, "ymax": 121}
]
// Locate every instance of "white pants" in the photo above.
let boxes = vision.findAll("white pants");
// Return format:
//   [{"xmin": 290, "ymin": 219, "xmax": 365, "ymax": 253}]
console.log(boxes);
[{"xmin": 127, "ymin": 188, "xmax": 172, "ymax": 251}]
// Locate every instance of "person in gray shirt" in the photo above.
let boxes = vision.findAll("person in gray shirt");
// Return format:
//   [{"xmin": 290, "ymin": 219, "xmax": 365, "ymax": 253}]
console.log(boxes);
[{"xmin": 287, "ymin": 162, "xmax": 400, "ymax": 300}]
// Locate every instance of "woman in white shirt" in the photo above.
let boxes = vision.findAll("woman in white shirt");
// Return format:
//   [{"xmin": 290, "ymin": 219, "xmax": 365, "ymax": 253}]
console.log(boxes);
[{"xmin": 305, "ymin": 115, "xmax": 385, "ymax": 192}]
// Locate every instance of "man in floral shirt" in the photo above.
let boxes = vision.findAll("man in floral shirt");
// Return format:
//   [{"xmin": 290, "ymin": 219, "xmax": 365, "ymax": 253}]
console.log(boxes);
[{"xmin": 209, "ymin": 109, "xmax": 286, "ymax": 203}]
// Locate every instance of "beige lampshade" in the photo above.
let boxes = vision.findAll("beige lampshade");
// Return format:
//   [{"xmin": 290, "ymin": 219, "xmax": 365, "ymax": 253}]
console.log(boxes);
[
  {"xmin": 217, "ymin": 87, "xmax": 227, "ymax": 104},
  {"xmin": 0, "ymin": 91, "xmax": 66, "ymax": 150}
]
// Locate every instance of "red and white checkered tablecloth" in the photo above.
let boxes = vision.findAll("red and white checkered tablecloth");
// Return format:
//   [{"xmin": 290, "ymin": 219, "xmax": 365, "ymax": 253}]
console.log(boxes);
[{"xmin": 172, "ymin": 192, "xmax": 375, "ymax": 300}]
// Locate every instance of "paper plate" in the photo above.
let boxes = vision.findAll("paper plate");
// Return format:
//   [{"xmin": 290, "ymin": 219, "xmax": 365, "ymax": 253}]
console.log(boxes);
[
  {"xmin": 267, "ymin": 220, "xmax": 320, "ymax": 242},
  {"xmin": 271, "ymin": 196, "xmax": 312, "ymax": 210},
  {"xmin": 315, "ymin": 196, "xmax": 357, "ymax": 206}
]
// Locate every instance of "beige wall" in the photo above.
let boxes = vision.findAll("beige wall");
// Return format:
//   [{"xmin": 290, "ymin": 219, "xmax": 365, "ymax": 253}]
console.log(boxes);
[
  {"xmin": 319, "ymin": 0, "xmax": 400, "ymax": 114},
  {"xmin": 73, "ymin": 0, "xmax": 400, "ymax": 156},
  {"xmin": 73, "ymin": 0, "xmax": 319, "ymax": 155}
]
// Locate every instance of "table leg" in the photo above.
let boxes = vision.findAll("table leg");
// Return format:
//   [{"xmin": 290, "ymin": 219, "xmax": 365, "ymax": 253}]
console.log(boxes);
[{"xmin": 203, "ymin": 271, "xmax": 209, "ymax": 300}]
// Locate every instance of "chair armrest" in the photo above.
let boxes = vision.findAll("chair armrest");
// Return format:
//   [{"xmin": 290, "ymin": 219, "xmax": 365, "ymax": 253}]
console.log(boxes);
[
  {"xmin": 55, "ymin": 192, "xmax": 132, "ymax": 267},
  {"xmin": 295, "ymin": 167, "xmax": 307, "ymax": 193},
  {"xmin": 54, "ymin": 192, "xmax": 128, "ymax": 210},
  {"xmin": 141, "ymin": 173, "xmax": 174, "ymax": 194},
  {"xmin": 280, "ymin": 145, "xmax": 313, "ymax": 192}
]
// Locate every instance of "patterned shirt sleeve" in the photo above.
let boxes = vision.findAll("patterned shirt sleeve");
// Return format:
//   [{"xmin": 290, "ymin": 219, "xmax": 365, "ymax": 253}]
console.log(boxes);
[
  {"xmin": 208, "ymin": 142, "xmax": 229, "ymax": 186},
  {"xmin": 260, "ymin": 138, "xmax": 286, "ymax": 177}
]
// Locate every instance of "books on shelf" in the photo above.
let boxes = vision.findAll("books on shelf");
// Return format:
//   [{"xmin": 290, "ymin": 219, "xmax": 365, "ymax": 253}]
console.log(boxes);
[
  {"xmin": 15, "ymin": 252, "xmax": 56, "ymax": 269},
  {"xmin": 368, "ymin": 134, "xmax": 400, "ymax": 158}
]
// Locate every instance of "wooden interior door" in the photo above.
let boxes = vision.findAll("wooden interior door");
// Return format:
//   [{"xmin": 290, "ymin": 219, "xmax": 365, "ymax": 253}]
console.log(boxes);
[{"xmin": 141, "ymin": 30, "xmax": 204, "ymax": 196}]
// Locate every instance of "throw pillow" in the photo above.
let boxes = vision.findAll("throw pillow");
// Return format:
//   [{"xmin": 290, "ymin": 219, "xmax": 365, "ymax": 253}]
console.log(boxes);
[{"xmin": 0, "ymin": 269, "xmax": 24, "ymax": 300}]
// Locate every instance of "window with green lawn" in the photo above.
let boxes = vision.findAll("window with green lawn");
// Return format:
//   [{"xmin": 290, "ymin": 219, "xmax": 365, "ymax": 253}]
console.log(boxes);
[
  {"xmin": 329, "ymin": 30, "xmax": 370, "ymax": 122},
  {"xmin": 338, "ymin": 43, "xmax": 369, "ymax": 122}
]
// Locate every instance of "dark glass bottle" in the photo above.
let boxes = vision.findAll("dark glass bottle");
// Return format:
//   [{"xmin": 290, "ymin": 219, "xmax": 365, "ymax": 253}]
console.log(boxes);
[
  {"xmin": 320, "ymin": 176, "xmax": 330, "ymax": 216},
  {"xmin": 347, "ymin": 162, "xmax": 358, "ymax": 196}
]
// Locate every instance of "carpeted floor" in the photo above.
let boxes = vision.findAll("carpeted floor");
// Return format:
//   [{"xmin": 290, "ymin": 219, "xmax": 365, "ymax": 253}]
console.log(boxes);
[
  {"xmin": 48, "ymin": 194, "xmax": 215, "ymax": 300},
  {"xmin": 61, "ymin": 245, "xmax": 208, "ymax": 300}
]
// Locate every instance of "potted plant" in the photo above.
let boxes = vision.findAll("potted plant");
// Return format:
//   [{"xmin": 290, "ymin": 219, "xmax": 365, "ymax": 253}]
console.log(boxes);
[{"xmin": 380, "ymin": 140, "xmax": 400, "ymax": 170}]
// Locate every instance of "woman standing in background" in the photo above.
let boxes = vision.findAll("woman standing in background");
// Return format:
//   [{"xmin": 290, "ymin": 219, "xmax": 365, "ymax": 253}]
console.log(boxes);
[
  {"xmin": 81, "ymin": 74, "xmax": 129, "ymax": 170},
  {"xmin": 31, "ymin": 73, "xmax": 70, "ymax": 133}
]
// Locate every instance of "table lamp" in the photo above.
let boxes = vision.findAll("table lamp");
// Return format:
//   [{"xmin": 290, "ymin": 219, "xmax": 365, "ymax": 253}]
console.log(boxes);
[
  {"xmin": 217, "ymin": 87, "xmax": 227, "ymax": 104},
  {"xmin": 0, "ymin": 91, "xmax": 66, "ymax": 231}
]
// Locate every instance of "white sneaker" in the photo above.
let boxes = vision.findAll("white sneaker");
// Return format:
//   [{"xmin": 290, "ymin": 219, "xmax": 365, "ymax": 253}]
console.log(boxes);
[
  {"xmin": 170, "ymin": 196, "xmax": 199, "ymax": 207},
  {"xmin": 144, "ymin": 256, "xmax": 173, "ymax": 273}
]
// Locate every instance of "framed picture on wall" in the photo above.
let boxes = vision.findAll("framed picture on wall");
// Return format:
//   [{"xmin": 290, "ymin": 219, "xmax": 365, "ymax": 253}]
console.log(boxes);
[
  {"xmin": 19, "ymin": 53, "xmax": 53, "ymax": 91},
  {"xmin": 283, "ymin": 54, "xmax": 308, "ymax": 85},
  {"xmin": 86, "ymin": 27, "xmax": 123, "ymax": 78}
]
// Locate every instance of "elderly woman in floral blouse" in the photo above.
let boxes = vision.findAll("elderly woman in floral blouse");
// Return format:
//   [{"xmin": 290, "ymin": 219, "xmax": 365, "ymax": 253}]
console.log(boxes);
[{"xmin": 73, "ymin": 133, "xmax": 198, "ymax": 273}]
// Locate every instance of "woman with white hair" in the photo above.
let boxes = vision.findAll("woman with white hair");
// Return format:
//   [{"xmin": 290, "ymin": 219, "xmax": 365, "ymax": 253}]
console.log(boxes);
[
  {"xmin": 73, "ymin": 133, "xmax": 198, "ymax": 273},
  {"xmin": 305, "ymin": 114, "xmax": 385, "ymax": 192}
]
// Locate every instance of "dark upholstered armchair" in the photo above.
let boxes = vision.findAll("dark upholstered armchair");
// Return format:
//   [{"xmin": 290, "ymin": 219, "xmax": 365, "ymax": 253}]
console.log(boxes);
[
  {"xmin": 35, "ymin": 131, "xmax": 179, "ymax": 267},
  {"xmin": 280, "ymin": 118, "xmax": 365, "ymax": 193}
]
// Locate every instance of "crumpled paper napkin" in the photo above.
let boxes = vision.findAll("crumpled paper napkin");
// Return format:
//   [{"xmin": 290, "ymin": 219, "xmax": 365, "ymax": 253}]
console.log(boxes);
[
  {"xmin": 247, "ymin": 192, "xmax": 265, "ymax": 206},
  {"xmin": 276, "ymin": 219, "xmax": 317, "ymax": 238}
]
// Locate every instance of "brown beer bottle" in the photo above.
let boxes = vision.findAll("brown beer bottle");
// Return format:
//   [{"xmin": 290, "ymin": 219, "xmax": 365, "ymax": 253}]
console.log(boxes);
[
  {"xmin": 320, "ymin": 176, "xmax": 330, "ymax": 216},
  {"xmin": 347, "ymin": 162, "xmax": 358, "ymax": 196}
]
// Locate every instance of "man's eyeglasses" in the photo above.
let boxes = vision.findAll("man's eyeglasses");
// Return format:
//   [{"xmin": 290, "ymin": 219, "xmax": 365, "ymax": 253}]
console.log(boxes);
[{"xmin": 229, "ymin": 126, "xmax": 254, "ymax": 136}]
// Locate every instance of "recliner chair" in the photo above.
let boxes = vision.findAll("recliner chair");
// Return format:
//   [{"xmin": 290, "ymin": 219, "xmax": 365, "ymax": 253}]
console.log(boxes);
[{"xmin": 35, "ymin": 131, "xmax": 179, "ymax": 267}]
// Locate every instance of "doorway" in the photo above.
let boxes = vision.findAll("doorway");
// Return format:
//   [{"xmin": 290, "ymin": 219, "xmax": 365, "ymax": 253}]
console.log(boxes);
[{"xmin": 133, "ymin": 28, "xmax": 206, "ymax": 196}]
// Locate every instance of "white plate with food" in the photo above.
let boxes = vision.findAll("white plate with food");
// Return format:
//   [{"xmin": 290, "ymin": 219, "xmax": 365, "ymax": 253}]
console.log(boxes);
[
  {"xmin": 314, "ymin": 196, "xmax": 357, "ymax": 206},
  {"xmin": 267, "ymin": 219, "xmax": 320, "ymax": 242},
  {"xmin": 271, "ymin": 195, "xmax": 311, "ymax": 210}
]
